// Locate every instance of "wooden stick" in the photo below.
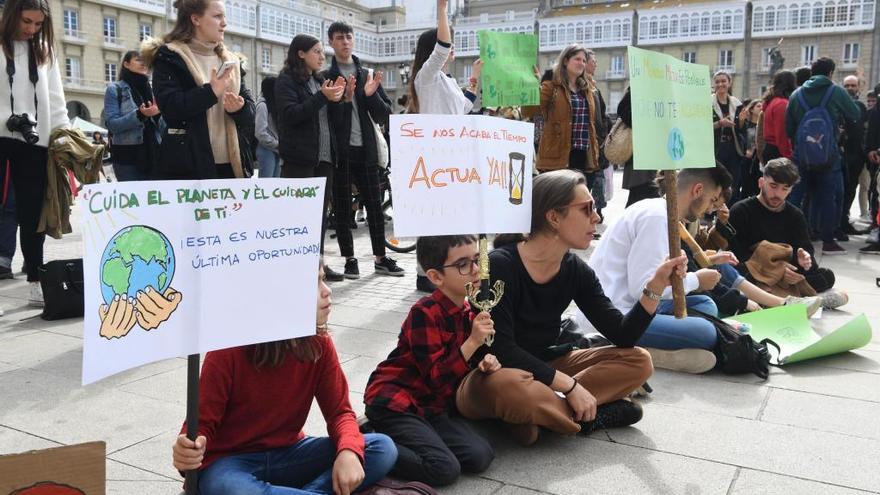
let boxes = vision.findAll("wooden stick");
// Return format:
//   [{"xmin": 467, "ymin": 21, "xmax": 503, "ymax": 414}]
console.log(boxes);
[
  {"xmin": 678, "ymin": 222, "xmax": 712, "ymax": 268},
  {"xmin": 185, "ymin": 353, "xmax": 200, "ymax": 494},
  {"xmin": 662, "ymin": 171, "xmax": 687, "ymax": 319}
]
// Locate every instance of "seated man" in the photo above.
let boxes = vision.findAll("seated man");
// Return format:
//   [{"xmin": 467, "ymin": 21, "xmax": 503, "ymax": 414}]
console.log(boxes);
[
  {"xmin": 590, "ymin": 166, "xmax": 805, "ymax": 373},
  {"xmin": 363, "ymin": 235, "xmax": 496, "ymax": 487},
  {"xmin": 728, "ymin": 158, "xmax": 848, "ymax": 309}
]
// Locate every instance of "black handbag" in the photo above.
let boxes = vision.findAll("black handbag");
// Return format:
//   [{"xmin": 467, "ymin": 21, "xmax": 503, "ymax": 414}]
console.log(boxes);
[
  {"xmin": 691, "ymin": 309, "xmax": 780, "ymax": 379},
  {"xmin": 38, "ymin": 259, "xmax": 84, "ymax": 320}
]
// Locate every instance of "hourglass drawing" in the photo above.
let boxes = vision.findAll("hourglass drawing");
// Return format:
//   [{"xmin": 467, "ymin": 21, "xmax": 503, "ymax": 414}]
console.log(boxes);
[{"xmin": 508, "ymin": 152, "xmax": 525, "ymax": 205}]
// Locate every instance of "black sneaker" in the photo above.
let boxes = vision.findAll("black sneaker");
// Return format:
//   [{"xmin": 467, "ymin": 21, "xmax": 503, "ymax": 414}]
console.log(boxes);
[
  {"xmin": 375, "ymin": 256, "xmax": 404, "ymax": 277},
  {"xmin": 859, "ymin": 243, "xmax": 880, "ymax": 255},
  {"xmin": 416, "ymin": 274, "xmax": 435, "ymax": 293},
  {"xmin": 324, "ymin": 266, "xmax": 345, "ymax": 282},
  {"xmin": 834, "ymin": 230, "xmax": 850, "ymax": 242},
  {"xmin": 344, "ymin": 258, "xmax": 360, "ymax": 279},
  {"xmin": 822, "ymin": 241, "xmax": 847, "ymax": 255},
  {"xmin": 579, "ymin": 399, "xmax": 644, "ymax": 435}
]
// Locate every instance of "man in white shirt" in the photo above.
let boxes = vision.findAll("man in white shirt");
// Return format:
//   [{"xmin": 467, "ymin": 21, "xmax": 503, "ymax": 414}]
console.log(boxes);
[{"xmin": 591, "ymin": 166, "xmax": 732, "ymax": 373}]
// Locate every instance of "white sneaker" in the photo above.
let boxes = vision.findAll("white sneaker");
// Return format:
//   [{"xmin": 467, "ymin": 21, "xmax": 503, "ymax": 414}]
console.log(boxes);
[
  {"xmin": 819, "ymin": 289, "xmax": 849, "ymax": 310},
  {"xmin": 783, "ymin": 295, "xmax": 822, "ymax": 317},
  {"xmin": 28, "ymin": 282, "xmax": 44, "ymax": 308},
  {"xmin": 646, "ymin": 348, "xmax": 716, "ymax": 374}
]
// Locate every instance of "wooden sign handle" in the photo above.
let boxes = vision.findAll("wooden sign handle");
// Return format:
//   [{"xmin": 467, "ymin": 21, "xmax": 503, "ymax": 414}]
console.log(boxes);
[
  {"xmin": 662, "ymin": 171, "xmax": 687, "ymax": 319},
  {"xmin": 678, "ymin": 222, "xmax": 713, "ymax": 268}
]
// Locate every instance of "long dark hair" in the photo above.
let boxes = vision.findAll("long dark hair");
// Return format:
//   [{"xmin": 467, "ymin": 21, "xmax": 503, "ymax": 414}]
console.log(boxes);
[
  {"xmin": 407, "ymin": 28, "xmax": 438, "ymax": 114},
  {"xmin": 762, "ymin": 70, "xmax": 796, "ymax": 105},
  {"xmin": 118, "ymin": 50, "xmax": 139, "ymax": 80},
  {"xmin": 164, "ymin": 0, "xmax": 221, "ymax": 55},
  {"xmin": 261, "ymin": 75, "xmax": 277, "ymax": 121},
  {"xmin": 249, "ymin": 335, "xmax": 322, "ymax": 368},
  {"xmin": 0, "ymin": 0, "xmax": 55, "ymax": 66},
  {"xmin": 495, "ymin": 170, "xmax": 587, "ymax": 248},
  {"xmin": 283, "ymin": 34, "xmax": 320, "ymax": 83}
]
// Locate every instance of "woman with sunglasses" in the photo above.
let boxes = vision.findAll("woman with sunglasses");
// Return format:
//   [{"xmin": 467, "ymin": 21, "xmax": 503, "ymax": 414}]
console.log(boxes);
[{"xmin": 455, "ymin": 169, "xmax": 687, "ymax": 446}]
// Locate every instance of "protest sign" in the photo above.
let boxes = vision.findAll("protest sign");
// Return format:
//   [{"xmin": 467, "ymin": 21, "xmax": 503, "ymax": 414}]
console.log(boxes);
[
  {"xmin": 628, "ymin": 46, "xmax": 714, "ymax": 171},
  {"xmin": 727, "ymin": 305, "xmax": 872, "ymax": 365},
  {"xmin": 388, "ymin": 114, "xmax": 534, "ymax": 237},
  {"xmin": 479, "ymin": 31, "xmax": 539, "ymax": 107},
  {"xmin": 80, "ymin": 178, "xmax": 324, "ymax": 385},
  {"xmin": 0, "ymin": 442, "xmax": 105, "ymax": 495}
]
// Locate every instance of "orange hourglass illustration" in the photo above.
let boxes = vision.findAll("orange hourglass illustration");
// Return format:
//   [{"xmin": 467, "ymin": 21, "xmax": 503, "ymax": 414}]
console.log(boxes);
[{"xmin": 508, "ymin": 152, "xmax": 525, "ymax": 205}]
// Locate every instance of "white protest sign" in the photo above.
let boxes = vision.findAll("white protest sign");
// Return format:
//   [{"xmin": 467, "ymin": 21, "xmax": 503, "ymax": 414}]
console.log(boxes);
[
  {"xmin": 80, "ymin": 178, "xmax": 324, "ymax": 385},
  {"xmin": 389, "ymin": 114, "xmax": 534, "ymax": 236}
]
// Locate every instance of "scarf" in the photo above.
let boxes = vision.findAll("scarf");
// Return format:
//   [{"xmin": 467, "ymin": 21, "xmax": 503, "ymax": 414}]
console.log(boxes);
[
  {"xmin": 120, "ymin": 68, "xmax": 153, "ymax": 106},
  {"xmin": 713, "ymin": 93, "xmax": 743, "ymax": 156},
  {"xmin": 584, "ymin": 76, "xmax": 600, "ymax": 172}
]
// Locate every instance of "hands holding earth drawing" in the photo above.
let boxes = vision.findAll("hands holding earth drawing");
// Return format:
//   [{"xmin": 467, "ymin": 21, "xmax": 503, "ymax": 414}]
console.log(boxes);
[{"xmin": 99, "ymin": 286, "xmax": 183, "ymax": 339}]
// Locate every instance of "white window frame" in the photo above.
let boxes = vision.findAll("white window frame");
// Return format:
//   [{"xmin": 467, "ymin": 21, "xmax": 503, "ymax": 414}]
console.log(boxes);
[
  {"xmin": 63, "ymin": 9, "xmax": 79, "ymax": 35},
  {"xmin": 802, "ymin": 45, "xmax": 816, "ymax": 66},
  {"xmin": 843, "ymin": 43, "xmax": 860, "ymax": 66},
  {"xmin": 104, "ymin": 62, "xmax": 117, "ymax": 83},
  {"xmin": 65, "ymin": 57, "xmax": 82, "ymax": 82},
  {"xmin": 683, "ymin": 51, "xmax": 696, "ymax": 64},
  {"xmin": 262, "ymin": 47, "xmax": 272, "ymax": 70},
  {"xmin": 718, "ymin": 49, "xmax": 734, "ymax": 67},
  {"xmin": 103, "ymin": 17, "xmax": 118, "ymax": 44},
  {"xmin": 139, "ymin": 23, "xmax": 152, "ymax": 42}
]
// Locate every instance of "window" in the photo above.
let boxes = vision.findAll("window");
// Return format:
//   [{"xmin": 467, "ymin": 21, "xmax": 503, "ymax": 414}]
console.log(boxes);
[
  {"xmin": 844, "ymin": 43, "xmax": 860, "ymax": 65},
  {"xmin": 262, "ymin": 47, "xmax": 271, "ymax": 69},
  {"xmin": 611, "ymin": 55, "xmax": 625, "ymax": 74},
  {"xmin": 683, "ymin": 51, "xmax": 696, "ymax": 64},
  {"xmin": 65, "ymin": 57, "xmax": 81, "ymax": 82},
  {"xmin": 718, "ymin": 49, "xmax": 733, "ymax": 67},
  {"xmin": 104, "ymin": 63, "xmax": 117, "ymax": 82},
  {"xmin": 63, "ymin": 9, "xmax": 79, "ymax": 35},
  {"xmin": 139, "ymin": 23, "xmax": 152, "ymax": 41},
  {"xmin": 103, "ymin": 17, "xmax": 118, "ymax": 43},
  {"xmin": 802, "ymin": 45, "xmax": 816, "ymax": 66},
  {"xmin": 761, "ymin": 47, "xmax": 773, "ymax": 69}
]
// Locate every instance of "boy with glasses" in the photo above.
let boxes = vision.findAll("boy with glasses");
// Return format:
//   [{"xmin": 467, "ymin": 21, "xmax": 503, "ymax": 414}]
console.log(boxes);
[{"xmin": 363, "ymin": 235, "xmax": 497, "ymax": 487}]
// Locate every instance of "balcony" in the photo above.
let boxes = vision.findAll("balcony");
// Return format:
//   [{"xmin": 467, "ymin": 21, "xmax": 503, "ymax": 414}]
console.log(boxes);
[
  {"xmin": 605, "ymin": 68, "xmax": 626, "ymax": 80},
  {"xmin": 62, "ymin": 29, "xmax": 87, "ymax": 45},
  {"xmin": 103, "ymin": 36, "xmax": 128, "ymax": 51},
  {"xmin": 63, "ymin": 77, "xmax": 107, "ymax": 94},
  {"xmin": 714, "ymin": 65, "xmax": 736, "ymax": 74}
]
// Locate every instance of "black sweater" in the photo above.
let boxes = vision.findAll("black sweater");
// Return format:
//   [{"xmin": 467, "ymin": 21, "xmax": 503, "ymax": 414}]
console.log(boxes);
[
  {"xmin": 275, "ymin": 71, "xmax": 342, "ymax": 168},
  {"xmin": 488, "ymin": 244, "xmax": 654, "ymax": 385},
  {"xmin": 728, "ymin": 196, "xmax": 815, "ymax": 274}
]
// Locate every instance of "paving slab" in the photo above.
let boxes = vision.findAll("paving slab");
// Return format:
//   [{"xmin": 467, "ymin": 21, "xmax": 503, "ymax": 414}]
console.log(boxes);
[
  {"xmin": 609, "ymin": 403, "xmax": 878, "ymax": 492},
  {"xmin": 108, "ymin": 427, "xmax": 185, "ymax": 480},
  {"xmin": 758, "ymin": 388, "xmax": 880, "ymax": 440},
  {"xmin": 106, "ymin": 480, "xmax": 182, "ymax": 495},
  {"xmin": 0, "ymin": 424, "xmax": 61, "ymax": 453},
  {"xmin": 330, "ymin": 325, "xmax": 399, "ymax": 360},
  {"xmin": 718, "ymin": 362, "xmax": 880, "ymax": 403},
  {"xmin": 729, "ymin": 469, "xmax": 873, "ymax": 495},
  {"xmin": 436, "ymin": 476, "xmax": 504, "ymax": 495},
  {"xmin": 642, "ymin": 370, "xmax": 769, "ymax": 419}
]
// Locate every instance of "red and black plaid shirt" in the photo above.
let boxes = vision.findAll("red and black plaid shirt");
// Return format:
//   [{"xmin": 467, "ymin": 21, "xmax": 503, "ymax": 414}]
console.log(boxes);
[
  {"xmin": 364, "ymin": 290, "xmax": 475, "ymax": 417},
  {"xmin": 570, "ymin": 90, "xmax": 590, "ymax": 150}
]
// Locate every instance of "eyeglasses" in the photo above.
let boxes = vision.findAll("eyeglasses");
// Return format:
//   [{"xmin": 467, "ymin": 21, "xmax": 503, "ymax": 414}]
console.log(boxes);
[
  {"xmin": 442, "ymin": 256, "xmax": 480, "ymax": 276},
  {"xmin": 562, "ymin": 200, "xmax": 595, "ymax": 218}
]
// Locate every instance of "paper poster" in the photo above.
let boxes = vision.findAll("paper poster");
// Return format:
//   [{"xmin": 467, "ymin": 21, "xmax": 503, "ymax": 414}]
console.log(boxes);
[
  {"xmin": 628, "ymin": 46, "xmax": 715, "ymax": 171},
  {"xmin": 0, "ymin": 442, "xmax": 105, "ymax": 495},
  {"xmin": 478, "ymin": 30, "xmax": 540, "ymax": 107},
  {"xmin": 388, "ymin": 114, "xmax": 534, "ymax": 236},
  {"xmin": 727, "ymin": 305, "xmax": 872, "ymax": 365},
  {"xmin": 81, "ymin": 179, "xmax": 324, "ymax": 384}
]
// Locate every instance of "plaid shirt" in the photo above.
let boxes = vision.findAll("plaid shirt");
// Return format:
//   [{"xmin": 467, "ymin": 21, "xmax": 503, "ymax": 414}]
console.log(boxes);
[
  {"xmin": 570, "ymin": 90, "xmax": 590, "ymax": 150},
  {"xmin": 364, "ymin": 290, "xmax": 475, "ymax": 417}
]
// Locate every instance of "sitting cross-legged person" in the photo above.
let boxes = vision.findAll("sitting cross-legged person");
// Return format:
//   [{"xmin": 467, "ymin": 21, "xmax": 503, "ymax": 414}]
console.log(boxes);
[
  {"xmin": 363, "ymin": 235, "xmax": 496, "ymax": 487},
  {"xmin": 455, "ymin": 170, "xmax": 687, "ymax": 446},
  {"xmin": 728, "ymin": 158, "xmax": 848, "ymax": 309}
]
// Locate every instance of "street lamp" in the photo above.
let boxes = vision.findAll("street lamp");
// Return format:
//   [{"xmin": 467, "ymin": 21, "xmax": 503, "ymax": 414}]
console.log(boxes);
[{"xmin": 398, "ymin": 63, "xmax": 411, "ymax": 85}]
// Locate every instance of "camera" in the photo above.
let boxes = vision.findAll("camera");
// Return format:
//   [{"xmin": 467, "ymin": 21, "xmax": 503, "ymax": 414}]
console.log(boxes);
[{"xmin": 6, "ymin": 113, "xmax": 39, "ymax": 145}]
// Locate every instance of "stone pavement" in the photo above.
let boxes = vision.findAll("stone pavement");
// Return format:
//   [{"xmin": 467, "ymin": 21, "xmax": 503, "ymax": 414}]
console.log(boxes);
[{"xmin": 1, "ymin": 170, "xmax": 879, "ymax": 494}]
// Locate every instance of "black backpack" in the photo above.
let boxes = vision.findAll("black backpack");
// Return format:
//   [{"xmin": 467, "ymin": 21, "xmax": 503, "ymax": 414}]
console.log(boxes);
[{"xmin": 691, "ymin": 309, "xmax": 779, "ymax": 379}]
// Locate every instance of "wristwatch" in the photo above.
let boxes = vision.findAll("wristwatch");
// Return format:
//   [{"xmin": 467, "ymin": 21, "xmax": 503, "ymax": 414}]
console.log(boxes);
[{"xmin": 642, "ymin": 284, "xmax": 662, "ymax": 301}]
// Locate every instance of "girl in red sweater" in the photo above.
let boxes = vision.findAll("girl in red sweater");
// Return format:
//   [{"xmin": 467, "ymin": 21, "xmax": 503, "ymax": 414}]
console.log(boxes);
[
  {"xmin": 762, "ymin": 70, "xmax": 797, "ymax": 162},
  {"xmin": 171, "ymin": 264, "xmax": 397, "ymax": 494}
]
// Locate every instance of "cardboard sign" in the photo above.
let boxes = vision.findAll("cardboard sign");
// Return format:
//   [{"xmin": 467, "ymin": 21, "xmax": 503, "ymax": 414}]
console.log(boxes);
[
  {"xmin": 628, "ymin": 46, "xmax": 715, "ymax": 170},
  {"xmin": 0, "ymin": 442, "xmax": 105, "ymax": 495},
  {"xmin": 388, "ymin": 114, "xmax": 534, "ymax": 236},
  {"xmin": 81, "ymin": 179, "xmax": 324, "ymax": 384},
  {"xmin": 727, "ymin": 305, "xmax": 872, "ymax": 365},
  {"xmin": 479, "ymin": 31, "xmax": 540, "ymax": 107}
]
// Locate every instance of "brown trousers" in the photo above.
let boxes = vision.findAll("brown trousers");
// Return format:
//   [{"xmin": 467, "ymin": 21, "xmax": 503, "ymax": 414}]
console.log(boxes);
[{"xmin": 456, "ymin": 346, "xmax": 653, "ymax": 435}]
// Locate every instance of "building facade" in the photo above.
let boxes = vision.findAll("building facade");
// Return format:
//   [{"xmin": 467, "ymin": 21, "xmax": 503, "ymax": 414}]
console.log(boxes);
[{"xmin": 30, "ymin": 0, "xmax": 880, "ymax": 123}]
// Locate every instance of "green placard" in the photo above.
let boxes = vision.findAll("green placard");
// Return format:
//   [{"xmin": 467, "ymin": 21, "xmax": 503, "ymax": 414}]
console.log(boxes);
[
  {"xmin": 479, "ymin": 30, "xmax": 539, "ymax": 107},
  {"xmin": 628, "ymin": 46, "xmax": 715, "ymax": 170},
  {"xmin": 726, "ymin": 305, "xmax": 872, "ymax": 365}
]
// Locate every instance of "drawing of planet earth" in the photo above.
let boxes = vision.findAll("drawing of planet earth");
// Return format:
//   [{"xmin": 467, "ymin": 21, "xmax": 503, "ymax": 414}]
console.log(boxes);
[{"xmin": 100, "ymin": 225, "xmax": 175, "ymax": 305}]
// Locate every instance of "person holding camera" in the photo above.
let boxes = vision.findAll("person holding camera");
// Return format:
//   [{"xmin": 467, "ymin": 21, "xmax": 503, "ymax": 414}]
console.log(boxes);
[{"xmin": 0, "ymin": 0, "xmax": 70, "ymax": 307}]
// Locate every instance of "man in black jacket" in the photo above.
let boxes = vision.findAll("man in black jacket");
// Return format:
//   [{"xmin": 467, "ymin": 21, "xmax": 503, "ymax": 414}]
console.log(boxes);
[{"xmin": 324, "ymin": 21, "xmax": 404, "ymax": 279}]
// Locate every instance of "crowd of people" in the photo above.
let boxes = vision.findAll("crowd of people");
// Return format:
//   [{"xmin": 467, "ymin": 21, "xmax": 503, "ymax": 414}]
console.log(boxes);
[{"xmin": 1, "ymin": 0, "xmax": 877, "ymax": 492}]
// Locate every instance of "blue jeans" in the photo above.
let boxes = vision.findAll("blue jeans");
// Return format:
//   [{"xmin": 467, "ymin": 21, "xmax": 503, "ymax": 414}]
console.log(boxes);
[
  {"xmin": 199, "ymin": 434, "xmax": 396, "ymax": 495},
  {"xmin": 717, "ymin": 263, "xmax": 744, "ymax": 289},
  {"xmin": 787, "ymin": 158, "xmax": 843, "ymax": 243},
  {"xmin": 636, "ymin": 295, "xmax": 718, "ymax": 350},
  {"xmin": 257, "ymin": 145, "xmax": 282, "ymax": 178},
  {"xmin": 112, "ymin": 161, "xmax": 150, "ymax": 181}
]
